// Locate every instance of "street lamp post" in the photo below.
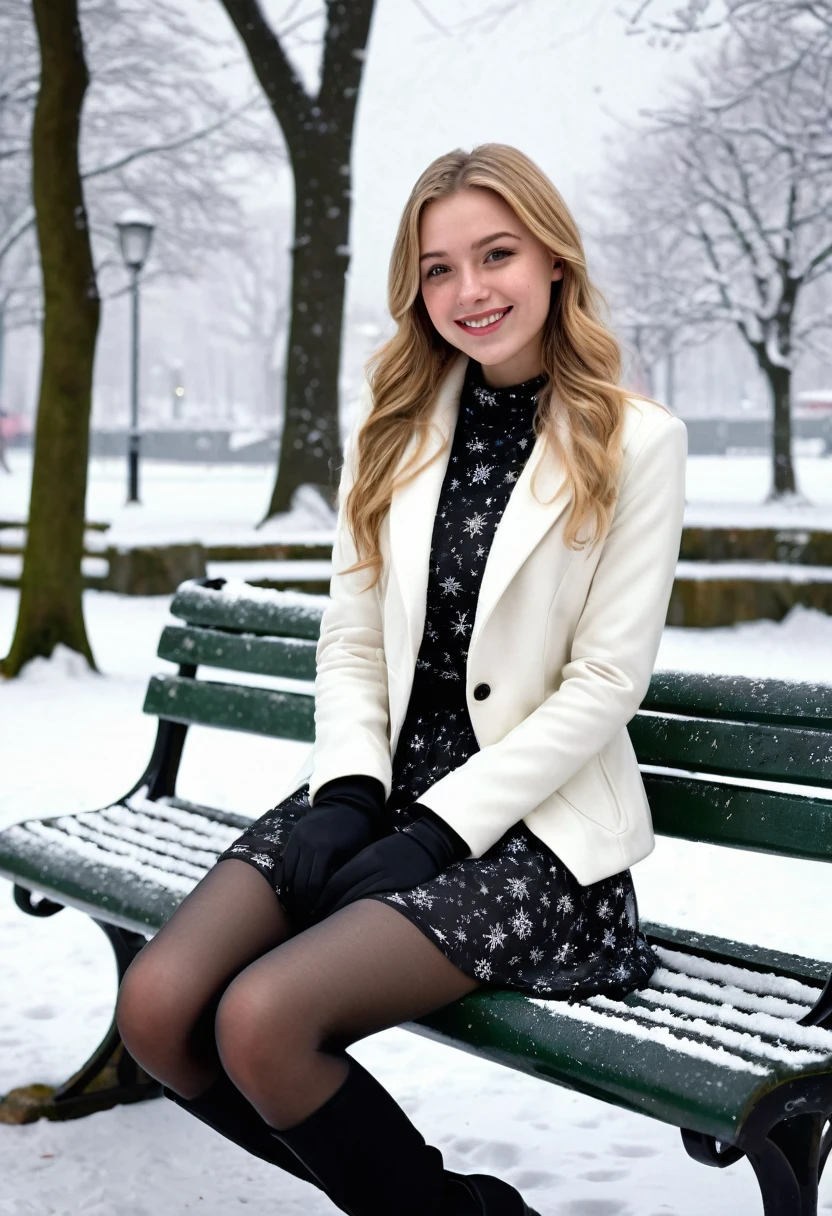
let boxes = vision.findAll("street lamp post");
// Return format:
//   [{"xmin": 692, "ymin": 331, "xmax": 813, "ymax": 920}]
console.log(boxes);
[{"xmin": 116, "ymin": 209, "xmax": 154, "ymax": 504}]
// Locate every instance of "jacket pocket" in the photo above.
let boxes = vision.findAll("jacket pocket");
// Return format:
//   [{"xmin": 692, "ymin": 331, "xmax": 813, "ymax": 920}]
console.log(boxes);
[{"xmin": 555, "ymin": 751, "xmax": 625, "ymax": 834}]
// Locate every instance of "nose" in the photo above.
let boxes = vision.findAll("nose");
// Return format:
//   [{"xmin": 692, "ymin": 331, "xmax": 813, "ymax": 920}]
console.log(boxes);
[{"xmin": 456, "ymin": 264, "xmax": 489, "ymax": 308}]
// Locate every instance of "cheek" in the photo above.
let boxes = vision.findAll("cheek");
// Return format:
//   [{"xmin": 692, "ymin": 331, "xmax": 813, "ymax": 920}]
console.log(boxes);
[{"xmin": 421, "ymin": 286, "xmax": 451, "ymax": 330}]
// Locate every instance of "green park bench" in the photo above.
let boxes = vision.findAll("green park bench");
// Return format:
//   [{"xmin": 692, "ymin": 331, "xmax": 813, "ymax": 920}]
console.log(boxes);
[{"xmin": 1, "ymin": 577, "xmax": 830, "ymax": 1215}]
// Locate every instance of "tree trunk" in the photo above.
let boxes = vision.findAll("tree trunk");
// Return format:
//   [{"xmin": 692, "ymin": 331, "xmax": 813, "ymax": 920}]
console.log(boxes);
[
  {"xmin": 763, "ymin": 359, "xmax": 797, "ymax": 498},
  {"xmin": 216, "ymin": 0, "xmax": 375, "ymax": 521},
  {"xmin": 266, "ymin": 155, "xmax": 351, "ymax": 515},
  {"xmin": 2, "ymin": 0, "xmax": 99, "ymax": 677}
]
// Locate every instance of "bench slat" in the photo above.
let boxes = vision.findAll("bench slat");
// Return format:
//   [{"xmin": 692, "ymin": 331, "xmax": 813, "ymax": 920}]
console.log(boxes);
[
  {"xmin": 629, "ymin": 713, "xmax": 832, "ymax": 787},
  {"xmin": 2, "ymin": 797, "xmax": 830, "ymax": 1146},
  {"xmin": 143, "ymin": 674, "xmax": 315, "ymax": 740},
  {"xmin": 643, "ymin": 670, "xmax": 832, "ymax": 728},
  {"xmin": 170, "ymin": 580, "xmax": 327, "ymax": 639},
  {"xmin": 158, "ymin": 624, "xmax": 318, "ymax": 682},
  {"xmin": 412, "ymin": 981, "xmax": 831, "ymax": 1145},
  {"xmin": 644, "ymin": 772, "xmax": 832, "ymax": 861}
]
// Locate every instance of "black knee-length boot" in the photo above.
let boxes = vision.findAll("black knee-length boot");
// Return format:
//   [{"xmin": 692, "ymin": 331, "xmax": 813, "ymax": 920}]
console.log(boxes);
[
  {"xmin": 269, "ymin": 1054, "xmax": 540, "ymax": 1216},
  {"xmin": 163, "ymin": 1071, "xmax": 321, "ymax": 1192}
]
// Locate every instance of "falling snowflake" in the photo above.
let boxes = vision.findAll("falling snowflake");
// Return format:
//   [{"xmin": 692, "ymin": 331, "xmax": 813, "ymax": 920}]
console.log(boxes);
[
  {"xmin": 463, "ymin": 512, "xmax": 487, "ymax": 537},
  {"xmin": 505, "ymin": 876, "xmax": 529, "ymax": 901},
  {"xmin": 410, "ymin": 735, "xmax": 425, "ymax": 751},
  {"xmin": 248, "ymin": 852, "xmax": 274, "ymax": 869},
  {"xmin": 484, "ymin": 923, "xmax": 508, "ymax": 952},
  {"xmin": 597, "ymin": 899, "xmax": 612, "ymax": 920},
  {"xmin": 554, "ymin": 942, "xmax": 574, "ymax": 964},
  {"xmin": 530, "ymin": 947, "xmax": 545, "ymax": 963},
  {"xmin": 385, "ymin": 892, "xmax": 408, "ymax": 906},
  {"xmin": 614, "ymin": 962, "xmax": 632, "ymax": 981},
  {"xmin": 508, "ymin": 955, "xmax": 521, "ymax": 966},
  {"xmin": 453, "ymin": 927, "xmax": 468, "ymax": 943},
  {"xmin": 602, "ymin": 929, "xmax": 617, "ymax": 949},
  {"xmin": 474, "ymin": 958, "xmax": 493, "ymax": 980},
  {"xmin": 440, "ymin": 574, "xmax": 463, "ymax": 597},
  {"xmin": 474, "ymin": 386, "xmax": 499, "ymax": 408},
  {"xmin": 449, "ymin": 477, "xmax": 461, "ymax": 490},
  {"xmin": 431, "ymin": 926, "xmax": 449, "ymax": 944},
  {"xmin": 466, "ymin": 436, "xmax": 487, "ymax": 453},
  {"xmin": 556, "ymin": 894, "xmax": 574, "ymax": 914},
  {"xmin": 470, "ymin": 461, "xmax": 495, "ymax": 485},
  {"xmin": 478, "ymin": 882, "xmax": 489, "ymax": 896},
  {"xmin": 476, "ymin": 545, "xmax": 486, "ymax": 557},
  {"xmin": 518, "ymin": 437, "xmax": 528, "ymax": 449},
  {"xmin": 510, "ymin": 909, "xmax": 533, "ymax": 939},
  {"xmin": 504, "ymin": 470, "xmax": 518, "ymax": 483},
  {"xmin": 540, "ymin": 894, "xmax": 551, "ymax": 908}
]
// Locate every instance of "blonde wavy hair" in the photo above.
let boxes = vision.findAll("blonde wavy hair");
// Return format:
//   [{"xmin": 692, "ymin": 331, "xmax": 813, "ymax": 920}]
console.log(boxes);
[{"xmin": 343, "ymin": 142, "xmax": 639, "ymax": 587}]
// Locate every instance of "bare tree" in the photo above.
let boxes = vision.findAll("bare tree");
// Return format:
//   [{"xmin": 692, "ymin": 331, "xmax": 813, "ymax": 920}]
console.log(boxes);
[
  {"xmin": 584, "ymin": 147, "xmax": 715, "ymax": 404},
  {"xmin": 614, "ymin": 19, "xmax": 832, "ymax": 498},
  {"xmin": 0, "ymin": 0, "xmax": 282, "ymax": 677},
  {"xmin": 2, "ymin": 0, "xmax": 100, "ymax": 677},
  {"xmin": 0, "ymin": 0, "xmax": 281, "ymax": 334},
  {"xmin": 215, "ymin": 0, "xmax": 375, "ymax": 521},
  {"xmin": 216, "ymin": 209, "xmax": 291, "ymax": 422}
]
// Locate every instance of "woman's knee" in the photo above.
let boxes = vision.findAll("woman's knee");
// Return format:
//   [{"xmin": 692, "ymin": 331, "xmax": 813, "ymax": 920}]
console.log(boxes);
[
  {"xmin": 116, "ymin": 946, "xmax": 198, "ymax": 1077},
  {"xmin": 215, "ymin": 967, "xmax": 317, "ymax": 1104}
]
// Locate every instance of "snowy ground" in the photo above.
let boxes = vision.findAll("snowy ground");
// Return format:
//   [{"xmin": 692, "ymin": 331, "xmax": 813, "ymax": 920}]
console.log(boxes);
[
  {"xmin": 2, "ymin": 447, "xmax": 832, "ymax": 546},
  {"xmin": 2, "ymin": 586, "xmax": 832, "ymax": 1215}
]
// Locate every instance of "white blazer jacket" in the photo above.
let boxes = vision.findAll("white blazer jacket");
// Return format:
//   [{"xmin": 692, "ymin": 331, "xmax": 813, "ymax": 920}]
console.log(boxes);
[{"xmin": 286, "ymin": 352, "xmax": 687, "ymax": 886}]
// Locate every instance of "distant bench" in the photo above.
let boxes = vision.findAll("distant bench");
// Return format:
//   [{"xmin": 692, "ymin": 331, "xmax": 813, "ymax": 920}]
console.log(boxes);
[{"xmin": 1, "ymin": 577, "xmax": 830, "ymax": 1215}]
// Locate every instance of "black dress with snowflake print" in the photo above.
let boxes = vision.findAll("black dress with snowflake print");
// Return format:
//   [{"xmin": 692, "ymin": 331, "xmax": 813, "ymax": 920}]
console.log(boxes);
[{"xmin": 216, "ymin": 358, "xmax": 657, "ymax": 1000}]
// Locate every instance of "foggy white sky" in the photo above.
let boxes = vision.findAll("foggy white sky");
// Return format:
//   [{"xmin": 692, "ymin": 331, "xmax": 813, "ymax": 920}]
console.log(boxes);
[
  {"xmin": 248, "ymin": 0, "xmax": 700, "ymax": 309},
  {"xmin": 2, "ymin": 1, "xmax": 755, "ymax": 424}
]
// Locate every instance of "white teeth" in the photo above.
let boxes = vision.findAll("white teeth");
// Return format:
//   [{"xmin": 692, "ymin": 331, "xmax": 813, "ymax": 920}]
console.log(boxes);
[{"xmin": 460, "ymin": 309, "xmax": 508, "ymax": 328}]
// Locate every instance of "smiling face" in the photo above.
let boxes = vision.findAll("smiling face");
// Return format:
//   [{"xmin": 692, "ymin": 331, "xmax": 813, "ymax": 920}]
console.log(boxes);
[{"xmin": 418, "ymin": 186, "xmax": 563, "ymax": 388}]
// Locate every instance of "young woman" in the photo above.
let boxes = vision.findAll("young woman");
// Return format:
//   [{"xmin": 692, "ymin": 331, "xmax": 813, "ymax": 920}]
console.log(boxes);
[{"xmin": 117, "ymin": 143, "xmax": 687, "ymax": 1216}]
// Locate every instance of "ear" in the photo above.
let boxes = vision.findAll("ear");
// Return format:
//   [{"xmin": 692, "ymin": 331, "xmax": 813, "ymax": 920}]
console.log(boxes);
[{"xmin": 551, "ymin": 258, "xmax": 565, "ymax": 283}]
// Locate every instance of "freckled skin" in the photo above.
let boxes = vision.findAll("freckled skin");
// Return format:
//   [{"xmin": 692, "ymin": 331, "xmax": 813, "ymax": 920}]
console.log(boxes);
[{"xmin": 419, "ymin": 187, "xmax": 563, "ymax": 389}]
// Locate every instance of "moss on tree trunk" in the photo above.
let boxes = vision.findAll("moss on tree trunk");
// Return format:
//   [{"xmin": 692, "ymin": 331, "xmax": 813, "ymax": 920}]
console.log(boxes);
[{"xmin": 2, "ymin": 0, "xmax": 99, "ymax": 677}]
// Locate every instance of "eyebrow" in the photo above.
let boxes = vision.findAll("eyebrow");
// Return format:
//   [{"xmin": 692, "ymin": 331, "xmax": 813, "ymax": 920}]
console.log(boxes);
[{"xmin": 419, "ymin": 231, "xmax": 522, "ymax": 263}]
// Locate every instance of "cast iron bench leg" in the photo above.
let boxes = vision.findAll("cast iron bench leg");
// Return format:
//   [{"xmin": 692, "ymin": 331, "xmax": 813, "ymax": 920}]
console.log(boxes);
[
  {"xmin": 682, "ymin": 1093, "xmax": 832, "ymax": 1216},
  {"xmin": 0, "ymin": 887, "xmax": 162, "ymax": 1124},
  {"xmin": 745, "ymin": 1112, "xmax": 826, "ymax": 1216}
]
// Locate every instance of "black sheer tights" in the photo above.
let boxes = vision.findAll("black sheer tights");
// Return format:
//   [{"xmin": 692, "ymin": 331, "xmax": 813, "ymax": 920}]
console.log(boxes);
[{"xmin": 116, "ymin": 859, "xmax": 478, "ymax": 1131}]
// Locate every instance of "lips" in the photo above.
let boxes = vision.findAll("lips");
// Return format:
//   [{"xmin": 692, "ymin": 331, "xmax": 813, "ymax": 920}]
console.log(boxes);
[{"xmin": 454, "ymin": 306, "xmax": 512, "ymax": 334}]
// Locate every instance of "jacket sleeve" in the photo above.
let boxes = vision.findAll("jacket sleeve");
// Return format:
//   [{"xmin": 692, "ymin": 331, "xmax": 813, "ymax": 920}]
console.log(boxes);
[
  {"xmin": 306, "ymin": 375, "xmax": 393, "ymax": 806},
  {"xmin": 414, "ymin": 413, "xmax": 688, "ymax": 857}
]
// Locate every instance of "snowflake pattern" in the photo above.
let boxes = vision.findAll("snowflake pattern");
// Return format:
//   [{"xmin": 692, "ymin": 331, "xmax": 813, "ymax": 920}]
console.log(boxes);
[
  {"xmin": 484, "ymin": 923, "xmax": 508, "ymax": 952},
  {"xmin": 215, "ymin": 359, "xmax": 656, "ymax": 1001}
]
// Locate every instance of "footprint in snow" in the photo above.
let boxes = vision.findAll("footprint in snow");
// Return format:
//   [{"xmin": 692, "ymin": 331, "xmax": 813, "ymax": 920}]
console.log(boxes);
[
  {"xmin": 610, "ymin": 1142, "xmax": 660, "ymax": 1159},
  {"xmin": 471, "ymin": 1140, "xmax": 521, "ymax": 1168},
  {"xmin": 562, "ymin": 1201, "xmax": 630, "ymax": 1216},
  {"xmin": 580, "ymin": 1168, "xmax": 630, "ymax": 1183},
  {"xmin": 511, "ymin": 1169, "xmax": 562, "ymax": 1190}
]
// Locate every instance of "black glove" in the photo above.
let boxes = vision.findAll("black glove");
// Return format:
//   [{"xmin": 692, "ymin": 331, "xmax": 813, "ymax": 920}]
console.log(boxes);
[
  {"xmin": 310, "ymin": 804, "xmax": 470, "ymax": 920},
  {"xmin": 276, "ymin": 774, "xmax": 386, "ymax": 925}
]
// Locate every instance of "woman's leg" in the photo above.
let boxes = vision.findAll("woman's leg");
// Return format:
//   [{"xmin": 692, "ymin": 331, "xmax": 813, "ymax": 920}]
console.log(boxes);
[
  {"xmin": 214, "ymin": 896, "xmax": 478, "ymax": 1130},
  {"xmin": 116, "ymin": 858, "xmax": 293, "ymax": 1098}
]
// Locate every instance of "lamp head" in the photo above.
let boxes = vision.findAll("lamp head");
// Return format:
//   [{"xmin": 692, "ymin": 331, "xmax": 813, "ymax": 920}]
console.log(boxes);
[{"xmin": 116, "ymin": 208, "xmax": 155, "ymax": 271}]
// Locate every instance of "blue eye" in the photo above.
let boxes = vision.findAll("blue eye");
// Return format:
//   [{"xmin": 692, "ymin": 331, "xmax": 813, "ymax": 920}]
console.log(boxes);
[{"xmin": 424, "ymin": 248, "xmax": 513, "ymax": 279}]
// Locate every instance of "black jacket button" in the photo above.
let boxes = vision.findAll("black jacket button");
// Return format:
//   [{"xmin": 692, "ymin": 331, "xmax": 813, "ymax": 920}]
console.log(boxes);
[{"xmin": 473, "ymin": 683, "xmax": 491, "ymax": 701}]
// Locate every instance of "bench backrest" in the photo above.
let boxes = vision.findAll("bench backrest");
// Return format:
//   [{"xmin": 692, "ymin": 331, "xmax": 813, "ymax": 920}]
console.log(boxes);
[{"xmin": 144, "ymin": 579, "xmax": 832, "ymax": 865}]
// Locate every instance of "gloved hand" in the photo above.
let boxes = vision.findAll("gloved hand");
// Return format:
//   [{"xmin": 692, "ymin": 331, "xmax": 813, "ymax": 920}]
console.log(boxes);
[
  {"xmin": 310, "ymin": 805, "xmax": 470, "ymax": 920},
  {"xmin": 276, "ymin": 775, "xmax": 386, "ymax": 926}
]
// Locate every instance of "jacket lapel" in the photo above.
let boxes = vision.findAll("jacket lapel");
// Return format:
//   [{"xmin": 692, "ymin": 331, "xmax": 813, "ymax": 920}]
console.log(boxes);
[{"xmin": 387, "ymin": 353, "xmax": 572, "ymax": 674}]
